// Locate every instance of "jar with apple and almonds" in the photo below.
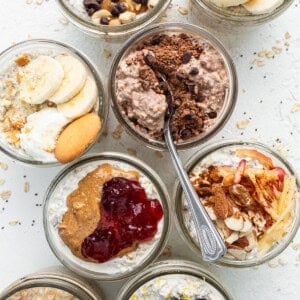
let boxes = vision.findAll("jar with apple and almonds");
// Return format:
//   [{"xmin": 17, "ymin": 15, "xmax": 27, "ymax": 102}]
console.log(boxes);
[
  {"xmin": 0, "ymin": 39, "xmax": 108, "ymax": 166},
  {"xmin": 175, "ymin": 141, "xmax": 300, "ymax": 267}
]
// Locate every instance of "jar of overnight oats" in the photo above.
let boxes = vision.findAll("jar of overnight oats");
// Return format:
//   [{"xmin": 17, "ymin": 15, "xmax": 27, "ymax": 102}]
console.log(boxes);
[
  {"xmin": 174, "ymin": 141, "xmax": 300, "ymax": 267},
  {"xmin": 190, "ymin": 0, "xmax": 294, "ymax": 25},
  {"xmin": 0, "ymin": 39, "xmax": 108, "ymax": 166},
  {"xmin": 0, "ymin": 267, "xmax": 103, "ymax": 299},
  {"xmin": 43, "ymin": 152, "xmax": 171, "ymax": 280},
  {"xmin": 56, "ymin": 0, "xmax": 171, "ymax": 38},
  {"xmin": 109, "ymin": 23, "xmax": 237, "ymax": 151},
  {"xmin": 117, "ymin": 259, "xmax": 233, "ymax": 299}
]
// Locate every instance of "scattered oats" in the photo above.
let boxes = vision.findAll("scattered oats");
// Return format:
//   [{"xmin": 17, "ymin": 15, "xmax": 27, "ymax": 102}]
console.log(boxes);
[
  {"xmin": 24, "ymin": 182, "xmax": 30, "ymax": 193},
  {"xmin": 284, "ymin": 41, "xmax": 290, "ymax": 47},
  {"xmin": 154, "ymin": 151, "xmax": 163, "ymax": 158},
  {"xmin": 27, "ymin": 34, "xmax": 33, "ymax": 40},
  {"xmin": 8, "ymin": 220, "xmax": 19, "ymax": 226},
  {"xmin": 268, "ymin": 259, "xmax": 279, "ymax": 268},
  {"xmin": 103, "ymin": 49, "xmax": 112, "ymax": 58},
  {"xmin": 273, "ymin": 142, "xmax": 288, "ymax": 157},
  {"xmin": 35, "ymin": 0, "xmax": 43, "ymax": 4},
  {"xmin": 285, "ymin": 32, "xmax": 291, "ymax": 39},
  {"xmin": 112, "ymin": 125, "xmax": 124, "ymax": 140},
  {"xmin": 127, "ymin": 148, "xmax": 137, "ymax": 156},
  {"xmin": 258, "ymin": 49, "xmax": 268, "ymax": 57},
  {"xmin": 291, "ymin": 103, "xmax": 300, "ymax": 113},
  {"xmin": 26, "ymin": 0, "xmax": 33, "ymax": 3},
  {"xmin": 59, "ymin": 16, "xmax": 69, "ymax": 25},
  {"xmin": 0, "ymin": 190, "xmax": 12, "ymax": 201},
  {"xmin": 252, "ymin": 58, "xmax": 265, "ymax": 67},
  {"xmin": 278, "ymin": 257, "xmax": 288, "ymax": 266},
  {"xmin": 0, "ymin": 179, "xmax": 5, "ymax": 186},
  {"xmin": 178, "ymin": 6, "xmax": 188, "ymax": 15},
  {"xmin": 292, "ymin": 242, "xmax": 300, "ymax": 250},
  {"xmin": 236, "ymin": 119, "xmax": 250, "ymax": 129},
  {"xmin": 0, "ymin": 162, "xmax": 8, "ymax": 170},
  {"xmin": 272, "ymin": 46, "xmax": 282, "ymax": 54}
]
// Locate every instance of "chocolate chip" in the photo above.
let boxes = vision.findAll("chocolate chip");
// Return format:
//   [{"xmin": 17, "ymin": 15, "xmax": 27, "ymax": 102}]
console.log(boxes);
[
  {"xmin": 151, "ymin": 35, "xmax": 161, "ymax": 45},
  {"xmin": 111, "ymin": 5, "xmax": 120, "ymax": 16},
  {"xmin": 159, "ymin": 81, "xmax": 168, "ymax": 92},
  {"xmin": 181, "ymin": 128, "xmax": 192, "ymax": 139},
  {"xmin": 144, "ymin": 54, "xmax": 156, "ymax": 66},
  {"xmin": 176, "ymin": 72, "xmax": 188, "ymax": 80},
  {"xmin": 183, "ymin": 113, "xmax": 194, "ymax": 120},
  {"xmin": 182, "ymin": 52, "xmax": 192, "ymax": 64},
  {"xmin": 208, "ymin": 111, "xmax": 217, "ymax": 118},
  {"xmin": 189, "ymin": 67, "xmax": 199, "ymax": 76},
  {"xmin": 100, "ymin": 17, "xmax": 109, "ymax": 25},
  {"xmin": 83, "ymin": 0, "xmax": 101, "ymax": 12},
  {"xmin": 116, "ymin": 3, "xmax": 127, "ymax": 13},
  {"xmin": 194, "ymin": 93, "xmax": 205, "ymax": 102}
]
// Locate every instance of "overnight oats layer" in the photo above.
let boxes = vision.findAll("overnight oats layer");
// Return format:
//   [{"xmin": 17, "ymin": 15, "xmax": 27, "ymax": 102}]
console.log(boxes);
[
  {"xmin": 57, "ymin": 0, "xmax": 170, "ymax": 37},
  {"xmin": 0, "ymin": 40, "xmax": 107, "ymax": 165},
  {"xmin": 117, "ymin": 260, "xmax": 232, "ymax": 299},
  {"xmin": 110, "ymin": 23, "xmax": 237, "ymax": 150},
  {"xmin": 43, "ymin": 153, "xmax": 170, "ymax": 280},
  {"xmin": 0, "ymin": 268, "xmax": 103, "ymax": 300},
  {"xmin": 175, "ymin": 141, "xmax": 300, "ymax": 267},
  {"xmin": 192, "ymin": 0, "xmax": 294, "ymax": 24}
]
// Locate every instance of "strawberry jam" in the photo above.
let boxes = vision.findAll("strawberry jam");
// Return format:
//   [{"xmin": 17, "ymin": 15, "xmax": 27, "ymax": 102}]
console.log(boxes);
[{"xmin": 81, "ymin": 177, "xmax": 163, "ymax": 262}]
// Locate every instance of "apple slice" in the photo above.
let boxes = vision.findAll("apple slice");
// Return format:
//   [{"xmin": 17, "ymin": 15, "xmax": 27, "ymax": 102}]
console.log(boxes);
[
  {"xmin": 272, "ymin": 166, "xmax": 286, "ymax": 182},
  {"xmin": 234, "ymin": 159, "xmax": 246, "ymax": 184},
  {"xmin": 236, "ymin": 148, "xmax": 274, "ymax": 169}
]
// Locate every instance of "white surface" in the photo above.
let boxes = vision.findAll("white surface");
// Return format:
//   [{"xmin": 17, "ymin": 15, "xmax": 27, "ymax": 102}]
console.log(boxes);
[{"xmin": 0, "ymin": 0, "xmax": 300, "ymax": 299}]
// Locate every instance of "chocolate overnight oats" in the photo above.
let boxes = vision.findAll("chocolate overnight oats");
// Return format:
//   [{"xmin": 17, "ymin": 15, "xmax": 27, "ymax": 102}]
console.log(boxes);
[{"xmin": 115, "ymin": 31, "xmax": 230, "ymax": 144}]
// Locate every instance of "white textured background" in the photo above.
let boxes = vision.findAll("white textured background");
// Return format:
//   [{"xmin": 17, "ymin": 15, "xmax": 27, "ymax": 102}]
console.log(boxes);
[{"xmin": 0, "ymin": 0, "xmax": 300, "ymax": 299}]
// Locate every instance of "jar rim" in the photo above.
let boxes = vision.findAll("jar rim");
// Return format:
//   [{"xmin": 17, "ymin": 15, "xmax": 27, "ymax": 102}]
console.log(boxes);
[
  {"xmin": 174, "ymin": 140, "xmax": 300, "ymax": 267},
  {"xmin": 43, "ymin": 152, "xmax": 171, "ymax": 280},
  {"xmin": 117, "ymin": 259, "xmax": 233, "ymax": 299},
  {"xmin": 109, "ymin": 22, "xmax": 238, "ymax": 151},
  {"xmin": 0, "ymin": 39, "xmax": 108, "ymax": 166},
  {"xmin": 56, "ymin": 0, "xmax": 171, "ymax": 37},
  {"xmin": 191, "ymin": 0, "xmax": 294, "ymax": 25}
]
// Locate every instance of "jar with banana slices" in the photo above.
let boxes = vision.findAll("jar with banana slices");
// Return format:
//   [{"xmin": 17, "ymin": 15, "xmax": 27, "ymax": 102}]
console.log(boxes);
[
  {"xmin": 0, "ymin": 39, "xmax": 107, "ymax": 165},
  {"xmin": 175, "ymin": 141, "xmax": 300, "ymax": 267},
  {"xmin": 191, "ymin": 0, "xmax": 294, "ymax": 25}
]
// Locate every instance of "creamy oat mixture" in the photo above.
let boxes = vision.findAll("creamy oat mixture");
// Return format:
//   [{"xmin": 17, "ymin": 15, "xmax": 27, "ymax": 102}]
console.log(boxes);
[
  {"xmin": 116, "ymin": 32, "xmax": 228, "ymax": 143},
  {"xmin": 129, "ymin": 274, "xmax": 225, "ymax": 300},
  {"xmin": 47, "ymin": 160, "xmax": 164, "ymax": 275},
  {"xmin": 182, "ymin": 145, "xmax": 297, "ymax": 261},
  {"xmin": 8, "ymin": 287, "xmax": 78, "ymax": 300}
]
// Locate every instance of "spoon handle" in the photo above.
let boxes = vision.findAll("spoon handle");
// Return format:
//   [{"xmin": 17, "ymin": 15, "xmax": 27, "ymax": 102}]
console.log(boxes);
[{"xmin": 164, "ymin": 128, "xmax": 226, "ymax": 261}]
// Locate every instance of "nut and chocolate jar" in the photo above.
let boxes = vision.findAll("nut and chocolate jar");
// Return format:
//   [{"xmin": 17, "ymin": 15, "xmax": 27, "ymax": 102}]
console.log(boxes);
[
  {"xmin": 0, "ymin": 267, "xmax": 103, "ymax": 299},
  {"xmin": 174, "ymin": 141, "xmax": 300, "ymax": 267},
  {"xmin": 56, "ymin": 0, "xmax": 171, "ymax": 39},
  {"xmin": 109, "ymin": 23, "xmax": 237, "ymax": 151}
]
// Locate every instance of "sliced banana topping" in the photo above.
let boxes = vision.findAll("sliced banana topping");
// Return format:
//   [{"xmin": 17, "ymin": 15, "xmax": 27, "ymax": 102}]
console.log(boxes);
[
  {"xmin": 49, "ymin": 55, "xmax": 87, "ymax": 104},
  {"xmin": 243, "ymin": 0, "xmax": 284, "ymax": 15},
  {"xmin": 57, "ymin": 76, "xmax": 98, "ymax": 119},
  {"xmin": 19, "ymin": 55, "xmax": 64, "ymax": 105},
  {"xmin": 209, "ymin": 0, "xmax": 248, "ymax": 8}
]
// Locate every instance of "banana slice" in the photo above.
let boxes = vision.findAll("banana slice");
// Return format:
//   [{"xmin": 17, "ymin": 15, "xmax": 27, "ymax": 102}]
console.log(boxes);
[
  {"xmin": 243, "ymin": 0, "xmax": 284, "ymax": 14},
  {"xmin": 19, "ymin": 55, "xmax": 64, "ymax": 105},
  {"xmin": 209, "ymin": 0, "xmax": 248, "ymax": 8},
  {"xmin": 57, "ymin": 76, "xmax": 98, "ymax": 119},
  {"xmin": 49, "ymin": 55, "xmax": 87, "ymax": 104},
  {"xmin": 19, "ymin": 108, "xmax": 70, "ymax": 162}
]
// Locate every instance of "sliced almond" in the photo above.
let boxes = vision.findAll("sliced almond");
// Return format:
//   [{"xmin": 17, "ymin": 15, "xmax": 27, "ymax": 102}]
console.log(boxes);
[
  {"xmin": 225, "ymin": 232, "xmax": 239, "ymax": 244},
  {"xmin": 224, "ymin": 215, "xmax": 244, "ymax": 231}
]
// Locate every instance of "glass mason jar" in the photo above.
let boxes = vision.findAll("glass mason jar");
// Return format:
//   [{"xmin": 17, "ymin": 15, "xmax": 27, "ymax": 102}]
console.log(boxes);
[
  {"xmin": 0, "ymin": 267, "xmax": 103, "ymax": 299},
  {"xmin": 0, "ymin": 39, "xmax": 108, "ymax": 166},
  {"xmin": 109, "ymin": 22, "xmax": 238, "ymax": 151},
  {"xmin": 56, "ymin": 0, "xmax": 171, "ymax": 39},
  {"xmin": 43, "ymin": 152, "xmax": 171, "ymax": 280},
  {"xmin": 174, "ymin": 140, "xmax": 300, "ymax": 267},
  {"xmin": 117, "ymin": 259, "xmax": 233, "ymax": 299},
  {"xmin": 190, "ymin": 0, "xmax": 294, "ymax": 25}
]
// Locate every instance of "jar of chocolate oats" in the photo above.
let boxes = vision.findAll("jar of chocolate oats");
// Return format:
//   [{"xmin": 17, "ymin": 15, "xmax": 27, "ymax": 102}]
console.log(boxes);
[{"xmin": 109, "ymin": 23, "xmax": 238, "ymax": 151}]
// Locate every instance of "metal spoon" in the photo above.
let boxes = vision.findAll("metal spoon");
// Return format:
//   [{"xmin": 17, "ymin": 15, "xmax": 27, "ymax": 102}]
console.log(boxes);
[{"xmin": 156, "ymin": 71, "xmax": 226, "ymax": 262}]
